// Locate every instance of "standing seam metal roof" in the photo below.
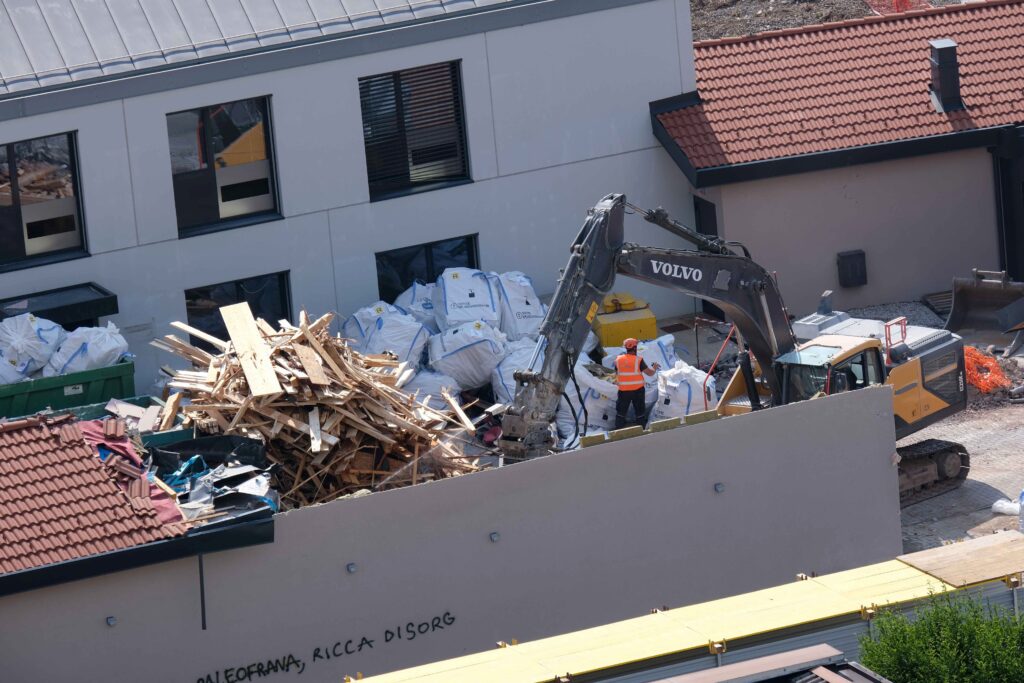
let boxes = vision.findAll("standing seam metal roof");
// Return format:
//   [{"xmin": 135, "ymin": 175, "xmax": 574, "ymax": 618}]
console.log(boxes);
[{"xmin": 0, "ymin": 0, "xmax": 516, "ymax": 96}]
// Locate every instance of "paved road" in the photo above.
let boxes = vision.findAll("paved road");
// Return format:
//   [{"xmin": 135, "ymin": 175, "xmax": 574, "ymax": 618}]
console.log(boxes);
[{"xmin": 901, "ymin": 404, "xmax": 1024, "ymax": 552}]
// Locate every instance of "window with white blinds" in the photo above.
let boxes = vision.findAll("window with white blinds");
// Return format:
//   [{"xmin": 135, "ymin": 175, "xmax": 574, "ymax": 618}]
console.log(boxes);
[{"xmin": 359, "ymin": 61, "xmax": 470, "ymax": 200}]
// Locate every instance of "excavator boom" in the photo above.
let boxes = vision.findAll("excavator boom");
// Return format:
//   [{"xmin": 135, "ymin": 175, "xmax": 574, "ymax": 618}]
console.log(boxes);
[{"xmin": 497, "ymin": 194, "xmax": 796, "ymax": 460}]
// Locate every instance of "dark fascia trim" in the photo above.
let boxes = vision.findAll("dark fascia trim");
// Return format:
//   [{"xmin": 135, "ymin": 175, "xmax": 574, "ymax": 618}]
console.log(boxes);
[
  {"xmin": 649, "ymin": 90, "xmax": 702, "ymax": 116},
  {"xmin": 0, "ymin": 0, "xmax": 657, "ymax": 123},
  {"xmin": 0, "ymin": 515, "xmax": 274, "ymax": 598},
  {"xmin": 0, "ymin": 281, "xmax": 117, "ymax": 324},
  {"xmin": 649, "ymin": 94, "xmax": 701, "ymax": 187},
  {"xmin": 178, "ymin": 211, "xmax": 284, "ymax": 240},
  {"xmin": 688, "ymin": 126, "xmax": 1011, "ymax": 188},
  {"xmin": 0, "ymin": 248, "xmax": 89, "ymax": 276}
]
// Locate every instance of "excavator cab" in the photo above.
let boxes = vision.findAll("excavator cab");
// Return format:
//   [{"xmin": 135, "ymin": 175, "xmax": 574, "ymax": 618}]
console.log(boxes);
[{"xmin": 718, "ymin": 338, "xmax": 887, "ymax": 416}]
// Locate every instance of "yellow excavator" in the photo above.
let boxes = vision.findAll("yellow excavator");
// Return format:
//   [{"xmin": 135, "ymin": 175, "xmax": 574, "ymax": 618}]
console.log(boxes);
[{"xmin": 498, "ymin": 194, "xmax": 968, "ymax": 506}]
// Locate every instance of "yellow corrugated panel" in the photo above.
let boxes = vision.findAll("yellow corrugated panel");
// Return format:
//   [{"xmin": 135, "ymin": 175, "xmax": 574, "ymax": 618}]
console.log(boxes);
[
  {"xmin": 365, "ymin": 647, "xmax": 553, "ymax": 682},
  {"xmin": 513, "ymin": 613, "xmax": 707, "ymax": 675},
  {"xmin": 812, "ymin": 560, "xmax": 952, "ymax": 607},
  {"xmin": 660, "ymin": 579, "xmax": 860, "ymax": 643},
  {"xmin": 366, "ymin": 560, "xmax": 957, "ymax": 682}
]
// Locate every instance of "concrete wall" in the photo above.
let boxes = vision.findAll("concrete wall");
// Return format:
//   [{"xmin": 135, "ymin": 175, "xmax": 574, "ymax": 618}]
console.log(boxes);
[
  {"xmin": 0, "ymin": 388, "xmax": 903, "ymax": 682},
  {"xmin": 0, "ymin": 0, "xmax": 700, "ymax": 393},
  {"xmin": 704, "ymin": 149, "xmax": 1001, "ymax": 315}
]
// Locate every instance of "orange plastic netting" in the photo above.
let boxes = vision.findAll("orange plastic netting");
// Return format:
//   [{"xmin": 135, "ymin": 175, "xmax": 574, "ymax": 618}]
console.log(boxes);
[{"xmin": 964, "ymin": 346, "xmax": 1011, "ymax": 394}]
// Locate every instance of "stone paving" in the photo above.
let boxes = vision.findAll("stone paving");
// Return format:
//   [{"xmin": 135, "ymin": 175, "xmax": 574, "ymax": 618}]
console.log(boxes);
[{"xmin": 901, "ymin": 404, "xmax": 1024, "ymax": 552}]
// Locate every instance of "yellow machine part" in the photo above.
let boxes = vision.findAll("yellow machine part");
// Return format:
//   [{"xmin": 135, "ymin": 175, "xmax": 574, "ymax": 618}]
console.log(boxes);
[{"xmin": 593, "ymin": 292, "xmax": 658, "ymax": 348}]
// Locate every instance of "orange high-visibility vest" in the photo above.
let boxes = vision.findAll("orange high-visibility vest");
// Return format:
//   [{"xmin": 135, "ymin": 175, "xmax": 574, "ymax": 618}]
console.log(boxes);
[{"xmin": 615, "ymin": 353, "xmax": 644, "ymax": 391}]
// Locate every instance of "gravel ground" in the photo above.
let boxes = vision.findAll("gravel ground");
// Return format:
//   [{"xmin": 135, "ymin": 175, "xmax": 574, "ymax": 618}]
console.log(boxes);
[
  {"xmin": 846, "ymin": 301, "xmax": 945, "ymax": 328},
  {"xmin": 691, "ymin": 0, "xmax": 873, "ymax": 42}
]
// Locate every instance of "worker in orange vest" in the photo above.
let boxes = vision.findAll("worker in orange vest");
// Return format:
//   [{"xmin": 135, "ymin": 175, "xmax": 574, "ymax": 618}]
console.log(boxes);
[{"xmin": 614, "ymin": 338, "xmax": 660, "ymax": 429}]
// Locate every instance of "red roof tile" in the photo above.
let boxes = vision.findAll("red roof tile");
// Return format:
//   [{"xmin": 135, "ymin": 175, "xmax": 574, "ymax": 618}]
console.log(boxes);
[
  {"xmin": 657, "ymin": 0, "xmax": 1024, "ymax": 169},
  {"xmin": 0, "ymin": 416, "xmax": 185, "ymax": 575}
]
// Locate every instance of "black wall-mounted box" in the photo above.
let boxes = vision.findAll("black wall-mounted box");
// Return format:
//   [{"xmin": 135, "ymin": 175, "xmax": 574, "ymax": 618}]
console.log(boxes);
[{"xmin": 837, "ymin": 250, "xmax": 867, "ymax": 288}]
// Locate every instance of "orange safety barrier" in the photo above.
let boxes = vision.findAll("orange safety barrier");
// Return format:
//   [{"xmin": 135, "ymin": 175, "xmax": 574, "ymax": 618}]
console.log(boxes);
[{"xmin": 964, "ymin": 346, "xmax": 1011, "ymax": 394}]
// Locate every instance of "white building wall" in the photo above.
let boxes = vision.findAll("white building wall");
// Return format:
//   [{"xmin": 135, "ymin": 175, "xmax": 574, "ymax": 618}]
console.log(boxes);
[
  {"xmin": 707, "ymin": 149, "xmax": 1001, "ymax": 316},
  {"xmin": 0, "ymin": 0, "xmax": 698, "ymax": 392}
]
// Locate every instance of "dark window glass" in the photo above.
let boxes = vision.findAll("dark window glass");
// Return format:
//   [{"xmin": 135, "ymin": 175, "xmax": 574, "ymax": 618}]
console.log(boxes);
[
  {"xmin": 375, "ymin": 235, "xmax": 478, "ymax": 302},
  {"xmin": 167, "ymin": 97, "xmax": 277, "ymax": 234},
  {"xmin": 359, "ymin": 61, "xmax": 469, "ymax": 200},
  {"xmin": 0, "ymin": 132, "xmax": 84, "ymax": 266},
  {"xmin": 185, "ymin": 272, "xmax": 291, "ymax": 351}
]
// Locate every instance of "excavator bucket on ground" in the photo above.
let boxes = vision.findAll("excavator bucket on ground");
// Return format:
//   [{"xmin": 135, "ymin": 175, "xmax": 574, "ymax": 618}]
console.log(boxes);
[{"xmin": 945, "ymin": 270, "xmax": 1024, "ymax": 351}]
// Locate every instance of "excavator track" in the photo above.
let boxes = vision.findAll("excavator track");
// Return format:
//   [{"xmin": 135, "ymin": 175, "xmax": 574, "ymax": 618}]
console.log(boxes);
[{"xmin": 898, "ymin": 438, "xmax": 970, "ymax": 509}]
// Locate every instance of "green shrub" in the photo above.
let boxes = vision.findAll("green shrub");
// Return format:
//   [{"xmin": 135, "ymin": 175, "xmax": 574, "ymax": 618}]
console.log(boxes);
[{"xmin": 860, "ymin": 592, "xmax": 1024, "ymax": 683}]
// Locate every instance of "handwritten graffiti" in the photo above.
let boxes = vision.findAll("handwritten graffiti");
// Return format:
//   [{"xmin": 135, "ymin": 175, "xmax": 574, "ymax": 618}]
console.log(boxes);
[{"xmin": 196, "ymin": 612, "xmax": 455, "ymax": 681}]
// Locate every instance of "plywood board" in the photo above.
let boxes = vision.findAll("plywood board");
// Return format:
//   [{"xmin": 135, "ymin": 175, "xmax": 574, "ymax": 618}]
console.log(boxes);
[
  {"xmin": 292, "ymin": 343, "xmax": 331, "ymax": 386},
  {"xmin": 899, "ymin": 531, "xmax": 1024, "ymax": 587},
  {"xmin": 220, "ymin": 302, "xmax": 283, "ymax": 397}
]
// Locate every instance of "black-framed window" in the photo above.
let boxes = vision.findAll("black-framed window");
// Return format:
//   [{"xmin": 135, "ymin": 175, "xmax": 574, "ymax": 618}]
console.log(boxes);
[
  {"xmin": 0, "ymin": 132, "xmax": 85, "ymax": 267},
  {"xmin": 167, "ymin": 97, "xmax": 278, "ymax": 235},
  {"xmin": 359, "ymin": 61, "xmax": 470, "ymax": 201},
  {"xmin": 185, "ymin": 272, "xmax": 291, "ymax": 351},
  {"xmin": 376, "ymin": 235, "xmax": 478, "ymax": 302}
]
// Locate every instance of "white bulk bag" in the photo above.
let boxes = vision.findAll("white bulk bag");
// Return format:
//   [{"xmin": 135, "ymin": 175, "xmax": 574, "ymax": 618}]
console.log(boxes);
[
  {"xmin": 43, "ymin": 322, "xmax": 127, "ymax": 377},
  {"xmin": 559, "ymin": 358, "xmax": 619, "ymax": 439},
  {"xmin": 428, "ymin": 321, "xmax": 507, "ymax": 390},
  {"xmin": 0, "ymin": 313, "xmax": 66, "ymax": 379},
  {"xmin": 649, "ymin": 360, "xmax": 717, "ymax": 422},
  {"xmin": 361, "ymin": 314, "xmax": 431, "ymax": 365},
  {"xmin": 402, "ymin": 370, "xmax": 461, "ymax": 413},
  {"xmin": 582, "ymin": 330, "xmax": 599, "ymax": 355},
  {"xmin": 602, "ymin": 334, "xmax": 679, "ymax": 408},
  {"xmin": 491, "ymin": 338, "xmax": 544, "ymax": 404},
  {"xmin": 342, "ymin": 301, "xmax": 405, "ymax": 349},
  {"xmin": 495, "ymin": 271, "xmax": 546, "ymax": 341},
  {"xmin": 393, "ymin": 282, "xmax": 440, "ymax": 334},
  {"xmin": 432, "ymin": 268, "xmax": 500, "ymax": 330}
]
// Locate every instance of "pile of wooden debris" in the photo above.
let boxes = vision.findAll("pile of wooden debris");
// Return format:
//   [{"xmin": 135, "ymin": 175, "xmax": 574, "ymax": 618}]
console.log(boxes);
[{"xmin": 153, "ymin": 303, "xmax": 481, "ymax": 509}]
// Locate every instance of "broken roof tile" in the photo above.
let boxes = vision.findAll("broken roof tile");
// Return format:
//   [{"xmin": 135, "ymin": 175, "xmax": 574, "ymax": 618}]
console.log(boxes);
[{"xmin": 0, "ymin": 417, "xmax": 185, "ymax": 575}]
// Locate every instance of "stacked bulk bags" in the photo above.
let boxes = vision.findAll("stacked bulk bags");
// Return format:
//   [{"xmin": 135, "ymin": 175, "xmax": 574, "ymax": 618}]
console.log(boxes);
[
  {"xmin": 649, "ymin": 360, "xmax": 717, "ymax": 422},
  {"xmin": 403, "ymin": 370, "xmax": 462, "ymax": 413},
  {"xmin": 491, "ymin": 337, "xmax": 544, "ymax": 404},
  {"xmin": 0, "ymin": 313, "xmax": 66, "ymax": 383},
  {"xmin": 558, "ymin": 357, "xmax": 619, "ymax": 440},
  {"xmin": 360, "ymin": 315, "xmax": 431, "ymax": 365},
  {"xmin": 428, "ymin": 320, "xmax": 507, "ymax": 390},
  {"xmin": 42, "ymin": 322, "xmax": 128, "ymax": 377},
  {"xmin": 494, "ymin": 271, "xmax": 545, "ymax": 341},
  {"xmin": 431, "ymin": 268, "xmax": 501, "ymax": 330},
  {"xmin": 393, "ymin": 282, "xmax": 440, "ymax": 334},
  {"xmin": 341, "ymin": 301, "xmax": 406, "ymax": 349}
]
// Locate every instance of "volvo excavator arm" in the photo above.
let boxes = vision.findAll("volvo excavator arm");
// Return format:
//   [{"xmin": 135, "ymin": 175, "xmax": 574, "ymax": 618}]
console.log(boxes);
[{"xmin": 497, "ymin": 193, "xmax": 797, "ymax": 461}]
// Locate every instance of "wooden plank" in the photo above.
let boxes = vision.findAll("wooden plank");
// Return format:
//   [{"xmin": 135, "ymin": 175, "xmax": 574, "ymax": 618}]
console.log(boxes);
[
  {"xmin": 158, "ymin": 392, "xmax": 183, "ymax": 431},
  {"xmin": 293, "ymin": 343, "xmax": 331, "ymax": 386},
  {"xmin": 309, "ymin": 406, "xmax": 323, "ymax": 453},
  {"xmin": 442, "ymin": 391, "xmax": 475, "ymax": 434},
  {"xmin": 220, "ymin": 302, "xmax": 283, "ymax": 397},
  {"xmin": 170, "ymin": 321, "xmax": 229, "ymax": 351},
  {"xmin": 253, "ymin": 405, "xmax": 340, "ymax": 447},
  {"xmin": 899, "ymin": 531, "xmax": 1024, "ymax": 587}
]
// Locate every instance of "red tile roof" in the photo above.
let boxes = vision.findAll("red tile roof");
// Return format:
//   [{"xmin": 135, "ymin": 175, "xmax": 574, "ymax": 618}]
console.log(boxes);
[
  {"xmin": 657, "ymin": 0, "xmax": 1024, "ymax": 170},
  {"xmin": 0, "ymin": 416, "xmax": 186, "ymax": 575}
]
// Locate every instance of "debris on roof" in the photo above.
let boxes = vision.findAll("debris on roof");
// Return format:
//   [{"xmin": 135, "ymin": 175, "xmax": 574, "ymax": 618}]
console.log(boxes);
[
  {"xmin": 153, "ymin": 304, "xmax": 482, "ymax": 509},
  {"xmin": 656, "ymin": 0, "xmax": 1024, "ymax": 170},
  {"xmin": 0, "ymin": 415, "xmax": 187, "ymax": 575}
]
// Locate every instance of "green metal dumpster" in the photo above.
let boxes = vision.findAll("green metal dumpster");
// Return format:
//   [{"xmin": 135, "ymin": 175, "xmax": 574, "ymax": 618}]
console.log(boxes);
[{"xmin": 0, "ymin": 360, "xmax": 135, "ymax": 418}]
